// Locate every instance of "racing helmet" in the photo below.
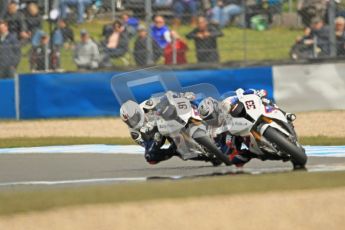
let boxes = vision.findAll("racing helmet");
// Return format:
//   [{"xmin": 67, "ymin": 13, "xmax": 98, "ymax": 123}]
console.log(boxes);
[
  {"xmin": 120, "ymin": 100, "xmax": 145, "ymax": 130},
  {"xmin": 198, "ymin": 97, "xmax": 220, "ymax": 126}
]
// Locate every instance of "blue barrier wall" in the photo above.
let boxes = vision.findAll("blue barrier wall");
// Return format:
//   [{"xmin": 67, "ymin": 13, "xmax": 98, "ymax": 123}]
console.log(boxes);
[
  {"xmin": 0, "ymin": 79, "xmax": 15, "ymax": 119},
  {"xmin": 3, "ymin": 66, "xmax": 273, "ymax": 119},
  {"xmin": 20, "ymin": 72, "xmax": 118, "ymax": 119}
]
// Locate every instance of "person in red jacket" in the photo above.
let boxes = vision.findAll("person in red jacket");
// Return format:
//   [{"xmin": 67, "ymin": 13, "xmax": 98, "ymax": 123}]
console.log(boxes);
[{"xmin": 164, "ymin": 30, "xmax": 188, "ymax": 65}]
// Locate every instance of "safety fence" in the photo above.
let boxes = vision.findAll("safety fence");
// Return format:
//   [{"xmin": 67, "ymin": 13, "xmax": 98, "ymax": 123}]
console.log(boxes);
[{"xmin": 1, "ymin": 0, "xmax": 345, "ymax": 78}]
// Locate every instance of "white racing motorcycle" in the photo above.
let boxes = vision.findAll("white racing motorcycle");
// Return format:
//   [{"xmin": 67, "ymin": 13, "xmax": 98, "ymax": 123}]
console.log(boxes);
[
  {"xmin": 220, "ymin": 91, "xmax": 307, "ymax": 169},
  {"xmin": 153, "ymin": 91, "xmax": 232, "ymax": 166}
]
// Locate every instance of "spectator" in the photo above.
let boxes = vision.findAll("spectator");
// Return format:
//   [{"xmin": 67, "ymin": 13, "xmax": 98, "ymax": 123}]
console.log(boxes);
[
  {"xmin": 52, "ymin": 19, "xmax": 74, "ymax": 49},
  {"xmin": 24, "ymin": 2, "xmax": 43, "ymax": 46},
  {"xmin": 211, "ymin": 0, "xmax": 243, "ymax": 28},
  {"xmin": 173, "ymin": 0, "xmax": 198, "ymax": 26},
  {"xmin": 335, "ymin": 16, "xmax": 345, "ymax": 56},
  {"xmin": 3, "ymin": 1, "xmax": 29, "ymax": 40},
  {"xmin": 290, "ymin": 27, "xmax": 314, "ymax": 60},
  {"xmin": 102, "ymin": 20, "xmax": 129, "ymax": 65},
  {"xmin": 186, "ymin": 16, "xmax": 223, "ymax": 63},
  {"xmin": 297, "ymin": 0, "xmax": 327, "ymax": 27},
  {"xmin": 121, "ymin": 11, "xmax": 139, "ymax": 38},
  {"xmin": 310, "ymin": 17, "xmax": 330, "ymax": 57},
  {"xmin": 59, "ymin": 0, "xmax": 92, "ymax": 24},
  {"xmin": 292, "ymin": 17, "xmax": 330, "ymax": 59},
  {"xmin": 0, "ymin": 20, "xmax": 21, "ymax": 79},
  {"xmin": 164, "ymin": 30, "xmax": 188, "ymax": 65},
  {"xmin": 133, "ymin": 25, "xmax": 162, "ymax": 66},
  {"xmin": 30, "ymin": 32, "xmax": 49, "ymax": 71},
  {"xmin": 74, "ymin": 29, "xmax": 100, "ymax": 70},
  {"xmin": 151, "ymin": 15, "xmax": 171, "ymax": 49},
  {"xmin": 100, "ymin": 14, "xmax": 137, "ymax": 41}
]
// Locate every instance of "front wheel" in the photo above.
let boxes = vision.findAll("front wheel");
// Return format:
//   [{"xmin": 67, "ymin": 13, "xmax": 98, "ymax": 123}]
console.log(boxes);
[{"xmin": 263, "ymin": 127, "xmax": 307, "ymax": 168}]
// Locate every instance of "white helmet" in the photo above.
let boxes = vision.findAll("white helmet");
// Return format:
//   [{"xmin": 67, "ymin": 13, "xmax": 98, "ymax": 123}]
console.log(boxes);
[
  {"xmin": 120, "ymin": 100, "xmax": 145, "ymax": 130},
  {"xmin": 198, "ymin": 97, "xmax": 220, "ymax": 126}
]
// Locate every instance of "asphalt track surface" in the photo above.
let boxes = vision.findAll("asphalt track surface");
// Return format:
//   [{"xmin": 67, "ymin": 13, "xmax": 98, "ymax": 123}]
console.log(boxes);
[{"xmin": 1, "ymin": 153, "xmax": 345, "ymax": 189}]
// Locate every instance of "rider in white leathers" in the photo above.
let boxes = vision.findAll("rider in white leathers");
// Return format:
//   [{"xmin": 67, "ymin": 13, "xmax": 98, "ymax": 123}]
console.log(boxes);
[
  {"xmin": 120, "ymin": 99, "xmax": 177, "ymax": 164},
  {"xmin": 119, "ymin": 91, "xmax": 209, "ymax": 165}
]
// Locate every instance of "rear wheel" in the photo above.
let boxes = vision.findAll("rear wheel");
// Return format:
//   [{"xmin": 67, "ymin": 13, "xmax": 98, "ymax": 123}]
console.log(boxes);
[{"xmin": 263, "ymin": 127, "xmax": 307, "ymax": 168}]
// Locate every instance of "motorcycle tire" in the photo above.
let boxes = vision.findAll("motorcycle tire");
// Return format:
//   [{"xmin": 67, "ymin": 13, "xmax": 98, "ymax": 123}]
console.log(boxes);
[
  {"xmin": 194, "ymin": 136, "xmax": 232, "ymax": 166},
  {"xmin": 263, "ymin": 127, "xmax": 307, "ymax": 168}
]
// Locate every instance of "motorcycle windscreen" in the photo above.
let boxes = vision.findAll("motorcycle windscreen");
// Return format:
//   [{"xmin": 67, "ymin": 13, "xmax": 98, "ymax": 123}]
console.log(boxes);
[{"xmin": 110, "ymin": 66, "xmax": 182, "ymax": 106}]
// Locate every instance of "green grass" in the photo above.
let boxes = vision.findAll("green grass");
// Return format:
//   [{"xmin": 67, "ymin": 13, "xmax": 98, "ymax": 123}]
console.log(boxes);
[
  {"xmin": 17, "ymin": 19, "xmax": 301, "ymax": 73},
  {"xmin": 0, "ymin": 171, "xmax": 345, "ymax": 216},
  {"xmin": 0, "ymin": 136, "xmax": 344, "ymax": 148}
]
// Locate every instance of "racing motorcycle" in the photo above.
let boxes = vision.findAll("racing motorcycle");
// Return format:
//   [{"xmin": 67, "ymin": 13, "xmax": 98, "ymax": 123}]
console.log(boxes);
[
  {"xmin": 220, "ymin": 91, "xmax": 307, "ymax": 169},
  {"xmin": 153, "ymin": 91, "xmax": 232, "ymax": 166}
]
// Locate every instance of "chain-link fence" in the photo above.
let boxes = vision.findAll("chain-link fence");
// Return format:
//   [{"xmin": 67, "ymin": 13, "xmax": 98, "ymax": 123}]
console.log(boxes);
[{"xmin": 1, "ymin": 0, "xmax": 345, "ymax": 78}]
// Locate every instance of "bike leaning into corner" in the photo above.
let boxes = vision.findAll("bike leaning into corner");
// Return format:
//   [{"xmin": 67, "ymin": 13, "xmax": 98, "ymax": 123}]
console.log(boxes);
[{"xmin": 219, "ymin": 89, "xmax": 307, "ymax": 169}]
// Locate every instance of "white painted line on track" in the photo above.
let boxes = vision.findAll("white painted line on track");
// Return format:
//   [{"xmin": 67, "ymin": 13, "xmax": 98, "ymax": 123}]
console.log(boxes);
[
  {"xmin": 1, "ymin": 145, "xmax": 345, "ymax": 157},
  {"xmin": 0, "ymin": 145, "xmax": 144, "ymax": 155}
]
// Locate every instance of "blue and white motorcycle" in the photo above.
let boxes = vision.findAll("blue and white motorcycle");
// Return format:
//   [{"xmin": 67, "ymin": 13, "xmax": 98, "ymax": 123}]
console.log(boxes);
[{"xmin": 220, "ymin": 90, "xmax": 307, "ymax": 169}]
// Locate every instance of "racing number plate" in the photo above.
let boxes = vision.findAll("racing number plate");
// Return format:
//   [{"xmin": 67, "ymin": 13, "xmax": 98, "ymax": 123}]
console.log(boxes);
[{"xmin": 245, "ymin": 100, "xmax": 256, "ymax": 110}]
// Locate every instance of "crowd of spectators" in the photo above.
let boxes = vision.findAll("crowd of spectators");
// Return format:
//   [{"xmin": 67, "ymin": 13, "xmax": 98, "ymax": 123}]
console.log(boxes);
[
  {"xmin": 2, "ymin": 0, "xmax": 345, "ymax": 78},
  {"xmin": 1, "ymin": 0, "xmax": 243, "ymax": 77},
  {"xmin": 291, "ymin": 0, "xmax": 345, "ymax": 59}
]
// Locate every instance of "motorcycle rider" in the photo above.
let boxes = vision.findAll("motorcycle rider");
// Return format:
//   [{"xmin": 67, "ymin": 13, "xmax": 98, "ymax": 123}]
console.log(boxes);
[
  {"xmin": 120, "ymin": 91, "xmax": 225, "ymax": 166},
  {"xmin": 198, "ymin": 96, "xmax": 256, "ymax": 167},
  {"xmin": 120, "ymin": 99, "xmax": 177, "ymax": 164}
]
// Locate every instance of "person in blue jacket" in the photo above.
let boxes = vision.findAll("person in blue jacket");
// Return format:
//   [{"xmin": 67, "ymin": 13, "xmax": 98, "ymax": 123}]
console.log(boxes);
[{"xmin": 151, "ymin": 15, "xmax": 171, "ymax": 49}]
